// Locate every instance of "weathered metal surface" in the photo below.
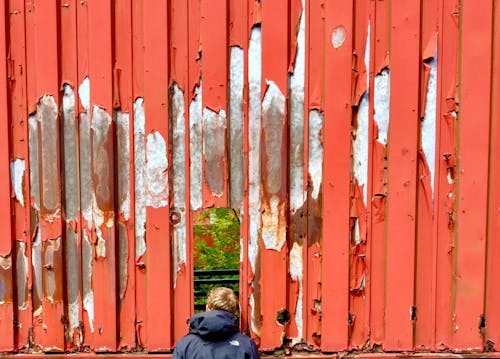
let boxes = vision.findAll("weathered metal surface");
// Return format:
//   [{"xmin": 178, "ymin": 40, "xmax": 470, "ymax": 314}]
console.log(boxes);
[{"xmin": 0, "ymin": 0, "xmax": 499, "ymax": 356}]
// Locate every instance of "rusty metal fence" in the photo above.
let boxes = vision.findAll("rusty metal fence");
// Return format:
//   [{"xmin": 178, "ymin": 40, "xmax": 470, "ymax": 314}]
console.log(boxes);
[{"xmin": 0, "ymin": 0, "xmax": 499, "ymax": 356}]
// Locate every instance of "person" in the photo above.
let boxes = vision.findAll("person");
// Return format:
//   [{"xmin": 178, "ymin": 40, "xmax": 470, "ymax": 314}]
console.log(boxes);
[{"xmin": 173, "ymin": 287, "xmax": 260, "ymax": 359}]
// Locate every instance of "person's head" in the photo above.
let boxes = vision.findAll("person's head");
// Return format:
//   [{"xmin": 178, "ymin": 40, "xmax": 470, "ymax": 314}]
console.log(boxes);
[{"xmin": 206, "ymin": 287, "xmax": 239, "ymax": 316}]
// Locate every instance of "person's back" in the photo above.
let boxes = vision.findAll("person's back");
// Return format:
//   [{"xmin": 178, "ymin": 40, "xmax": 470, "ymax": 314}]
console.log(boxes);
[
  {"xmin": 172, "ymin": 287, "xmax": 260, "ymax": 359},
  {"xmin": 173, "ymin": 310, "xmax": 259, "ymax": 359}
]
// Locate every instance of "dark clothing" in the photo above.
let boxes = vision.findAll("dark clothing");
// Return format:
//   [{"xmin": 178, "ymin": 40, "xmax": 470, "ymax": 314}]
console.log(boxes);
[{"xmin": 173, "ymin": 310, "xmax": 260, "ymax": 359}]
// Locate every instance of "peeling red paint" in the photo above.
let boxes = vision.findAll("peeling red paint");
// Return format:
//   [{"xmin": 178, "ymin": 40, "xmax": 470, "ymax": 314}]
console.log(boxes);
[{"xmin": 0, "ymin": 0, "xmax": 498, "ymax": 356}]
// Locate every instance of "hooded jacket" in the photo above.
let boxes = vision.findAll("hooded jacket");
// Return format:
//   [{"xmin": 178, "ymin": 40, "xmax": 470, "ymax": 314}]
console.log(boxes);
[{"xmin": 172, "ymin": 310, "xmax": 260, "ymax": 359}]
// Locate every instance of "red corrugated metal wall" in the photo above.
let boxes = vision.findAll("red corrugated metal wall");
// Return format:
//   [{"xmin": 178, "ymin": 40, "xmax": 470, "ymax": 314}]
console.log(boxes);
[{"xmin": 0, "ymin": 0, "xmax": 499, "ymax": 355}]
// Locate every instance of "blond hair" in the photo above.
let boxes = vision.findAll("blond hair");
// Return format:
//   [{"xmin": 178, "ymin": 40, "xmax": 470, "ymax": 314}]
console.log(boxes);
[{"xmin": 206, "ymin": 287, "xmax": 239, "ymax": 315}]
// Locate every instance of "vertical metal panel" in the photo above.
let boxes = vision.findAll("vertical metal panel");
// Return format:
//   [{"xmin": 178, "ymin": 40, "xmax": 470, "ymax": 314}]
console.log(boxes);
[
  {"xmin": 0, "ymin": 0, "xmax": 498, "ymax": 356},
  {"xmin": 434, "ymin": 0, "xmax": 459, "ymax": 350},
  {"xmin": 485, "ymin": 0, "xmax": 500, "ymax": 350},
  {"xmin": 142, "ymin": 0, "xmax": 172, "ymax": 350},
  {"xmin": 453, "ymin": 0, "xmax": 493, "ymax": 350},
  {"xmin": 384, "ymin": 0, "xmax": 421, "ymax": 350},
  {"xmin": 322, "ymin": 0, "xmax": 353, "ymax": 351},
  {"xmin": 0, "ymin": 0, "xmax": 14, "ymax": 351}
]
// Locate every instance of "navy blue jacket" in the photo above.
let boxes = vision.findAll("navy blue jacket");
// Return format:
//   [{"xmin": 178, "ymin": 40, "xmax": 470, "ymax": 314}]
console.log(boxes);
[{"xmin": 172, "ymin": 310, "xmax": 260, "ymax": 359}]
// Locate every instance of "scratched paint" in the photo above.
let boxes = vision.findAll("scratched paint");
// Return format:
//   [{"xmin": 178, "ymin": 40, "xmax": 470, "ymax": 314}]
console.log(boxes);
[
  {"xmin": 82, "ymin": 230, "xmax": 94, "ymax": 333},
  {"xmin": 374, "ymin": 69, "xmax": 391, "ymax": 145},
  {"xmin": 352, "ymin": 23, "xmax": 371, "ymax": 248},
  {"xmin": 116, "ymin": 110, "xmax": 130, "ymax": 298},
  {"xmin": 15, "ymin": 242, "xmax": 28, "ymax": 310},
  {"xmin": 134, "ymin": 98, "xmax": 147, "ymax": 260},
  {"xmin": 171, "ymin": 84, "xmax": 187, "ymax": 285},
  {"xmin": 422, "ymin": 56, "xmax": 437, "ymax": 197},
  {"xmin": 44, "ymin": 238, "xmax": 61, "ymax": 302},
  {"xmin": 79, "ymin": 79, "xmax": 93, "ymax": 229},
  {"xmin": 229, "ymin": 46, "xmax": 244, "ymax": 209},
  {"xmin": 289, "ymin": 5, "xmax": 305, "ymax": 214},
  {"xmin": 289, "ymin": 242, "xmax": 303, "ymax": 342},
  {"xmin": 116, "ymin": 111, "xmax": 131, "ymax": 221},
  {"xmin": 92, "ymin": 106, "xmax": 112, "ymax": 259},
  {"xmin": 145, "ymin": 131, "xmax": 169, "ymax": 208},
  {"xmin": 353, "ymin": 23, "xmax": 370, "ymax": 204},
  {"xmin": 203, "ymin": 108, "xmax": 226, "ymax": 197},
  {"xmin": 62, "ymin": 85, "xmax": 79, "ymax": 221},
  {"xmin": 308, "ymin": 110, "xmax": 324, "ymax": 201},
  {"xmin": 39, "ymin": 96, "xmax": 60, "ymax": 213},
  {"xmin": 261, "ymin": 80, "xmax": 286, "ymax": 251},
  {"xmin": 31, "ymin": 229, "xmax": 42, "ymax": 316},
  {"xmin": 78, "ymin": 77, "xmax": 95, "ymax": 334},
  {"xmin": 28, "ymin": 115, "xmax": 40, "ymax": 211},
  {"xmin": 289, "ymin": 2, "xmax": 305, "ymax": 342},
  {"xmin": 189, "ymin": 83, "xmax": 203, "ymax": 211},
  {"xmin": 248, "ymin": 25, "xmax": 262, "ymax": 337},
  {"xmin": 65, "ymin": 228, "xmax": 80, "ymax": 340},
  {"xmin": 0, "ymin": 254, "xmax": 12, "ymax": 304}
]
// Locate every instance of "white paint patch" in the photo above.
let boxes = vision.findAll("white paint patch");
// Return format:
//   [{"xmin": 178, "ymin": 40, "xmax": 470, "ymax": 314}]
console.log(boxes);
[
  {"xmin": 10, "ymin": 159, "xmax": 25, "ymax": 207},
  {"xmin": 240, "ymin": 236, "xmax": 244, "ymax": 264},
  {"xmin": 422, "ymin": 56, "xmax": 437, "ymax": 198},
  {"xmin": 146, "ymin": 131, "xmax": 169, "ymax": 207},
  {"xmin": 261, "ymin": 196, "xmax": 286, "ymax": 251},
  {"xmin": 248, "ymin": 26, "xmax": 262, "ymax": 276},
  {"xmin": 171, "ymin": 84, "xmax": 187, "ymax": 287},
  {"xmin": 68, "ymin": 300, "xmax": 79, "ymax": 335},
  {"xmin": 308, "ymin": 110, "xmax": 324, "ymax": 199},
  {"xmin": 289, "ymin": 242, "xmax": 303, "ymax": 342},
  {"xmin": 189, "ymin": 82, "xmax": 203, "ymax": 210},
  {"xmin": 116, "ymin": 111, "xmax": 131, "ymax": 221},
  {"xmin": 262, "ymin": 80, "xmax": 286, "ymax": 195},
  {"xmin": 374, "ymin": 68, "xmax": 391, "ymax": 145},
  {"xmin": 95, "ymin": 227, "xmax": 106, "ymax": 258},
  {"xmin": 63, "ymin": 83, "xmax": 75, "ymax": 111},
  {"xmin": 353, "ymin": 22, "xmax": 370, "ymax": 203},
  {"xmin": 134, "ymin": 98, "xmax": 147, "ymax": 260},
  {"xmin": 78, "ymin": 77, "xmax": 90, "ymax": 111},
  {"xmin": 32, "ymin": 228, "xmax": 43, "ymax": 316},
  {"xmin": 82, "ymin": 231, "xmax": 95, "ymax": 333},
  {"xmin": 332, "ymin": 26, "xmax": 346, "ymax": 48},
  {"xmin": 289, "ymin": 6, "xmax": 305, "ymax": 213},
  {"xmin": 229, "ymin": 46, "xmax": 245, "ymax": 209}
]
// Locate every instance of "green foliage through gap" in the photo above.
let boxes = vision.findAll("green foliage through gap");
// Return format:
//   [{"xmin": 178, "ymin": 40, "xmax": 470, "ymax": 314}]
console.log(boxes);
[{"xmin": 193, "ymin": 208, "xmax": 240, "ymax": 311}]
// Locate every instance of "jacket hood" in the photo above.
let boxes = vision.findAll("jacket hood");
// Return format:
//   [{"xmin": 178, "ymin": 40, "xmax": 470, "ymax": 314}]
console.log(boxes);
[{"xmin": 188, "ymin": 310, "xmax": 238, "ymax": 341}]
